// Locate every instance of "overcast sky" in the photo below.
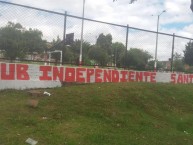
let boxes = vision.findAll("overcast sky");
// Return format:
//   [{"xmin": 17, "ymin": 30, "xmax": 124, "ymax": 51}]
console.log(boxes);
[
  {"xmin": 4, "ymin": 0, "xmax": 192, "ymax": 35},
  {"xmin": 0, "ymin": 0, "xmax": 193, "ymax": 60}
]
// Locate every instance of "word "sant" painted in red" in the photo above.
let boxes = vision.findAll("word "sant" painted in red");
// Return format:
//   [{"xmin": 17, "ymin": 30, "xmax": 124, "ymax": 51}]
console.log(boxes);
[
  {"xmin": 39, "ymin": 66, "xmax": 156, "ymax": 83},
  {"xmin": 0, "ymin": 63, "xmax": 29, "ymax": 80},
  {"xmin": 171, "ymin": 73, "xmax": 193, "ymax": 84}
]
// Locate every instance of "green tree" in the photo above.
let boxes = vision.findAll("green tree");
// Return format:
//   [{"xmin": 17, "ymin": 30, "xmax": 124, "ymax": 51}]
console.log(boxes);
[
  {"xmin": 50, "ymin": 38, "xmax": 91, "ymax": 65},
  {"xmin": 70, "ymin": 40, "xmax": 91, "ymax": 64},
  {"xmin": 184, "ymin": 42, "xmax": 193, "ymax": 66},
  {"xmin": 173, "ymin": 53, "xmax": 184, "ymax": 72},
  {"xmin": 63, "ymin": 46, "xmax": 74, "ymax": 63},
  {"xmin": 122, "ymin": 48, "xmax": 152, "ymax": 70},
  {"xmin": 94, "ymin": 33, "xmax": 113, "ymax": 66},
  {"xmin": 112, "ymin": 42, "xmax": 125, "ymax": 67},
  {"xmin": 88, "ymin": 45, "xmax": 108, "ymax": 66},
  {"xmin": 96, "ymin": 33, "xmax": 112, "ymax": 56},
  {"xmin": 0, "ymin": 22, "xmax": 46, "ymax": 61},
  {"xmin": 50, "ymin": 36, "xmax": 64, "ymax": 64},
  {"xmin": 0, "ymin": 22, "xmax": 26, "ymax": 61},
  {"xmin": 24, "ymin": 28, "xmax": 46, "ymax": 59},
  {"xmin": 146, "ymin": 60, "xmax": 163, "ymax": 71}
]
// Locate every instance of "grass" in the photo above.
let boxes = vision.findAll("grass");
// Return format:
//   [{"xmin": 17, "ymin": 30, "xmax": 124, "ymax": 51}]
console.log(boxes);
[{"xmin": 0, "ymin": 82, "xmax": 193, "ymax": 145}]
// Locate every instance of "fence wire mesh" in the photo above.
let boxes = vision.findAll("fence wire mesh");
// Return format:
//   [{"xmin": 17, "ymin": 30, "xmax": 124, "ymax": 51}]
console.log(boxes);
[{"xmin": 0, "ymin": 1, "xmax": 193, "ymax": 72}]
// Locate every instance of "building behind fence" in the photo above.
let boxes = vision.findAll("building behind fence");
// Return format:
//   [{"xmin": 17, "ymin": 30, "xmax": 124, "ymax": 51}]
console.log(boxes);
[{"xmin": 0, "ymin": 1, "xmax": 193, "ymax": 71}]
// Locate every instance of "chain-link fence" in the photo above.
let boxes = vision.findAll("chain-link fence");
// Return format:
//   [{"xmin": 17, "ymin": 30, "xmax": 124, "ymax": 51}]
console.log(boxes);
[{"xmin": 0, "ymin": 1, "xmax": 192, "ymax": 71}]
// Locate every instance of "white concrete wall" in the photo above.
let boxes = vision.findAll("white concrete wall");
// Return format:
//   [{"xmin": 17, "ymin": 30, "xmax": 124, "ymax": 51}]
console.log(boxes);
[
  {"xmin": 0, "ymin": 63, "xmax": 61, "ymax": 90},
  {"xmin": 0, "ymin": 63, "xmax": 192, "ymax": 90}
]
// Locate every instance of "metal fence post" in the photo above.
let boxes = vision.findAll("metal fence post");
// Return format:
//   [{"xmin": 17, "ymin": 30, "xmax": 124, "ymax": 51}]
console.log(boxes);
[
  {"xmin": 125, "ymin": 24, "xmax": 129, "ymax": 68},
  {"xmin": 79, "ymin": 0, "xmax": 86, "ymax": 66},
  {"xmin": 171, "ymin": 33, "xmax": 175, "ymax": 72},
  {"xmin": 62, "ymin": 11, "xmax": 67, "ymax": 65},
  {"xmin": 63, "ymin": 11, "xmax": 67, "ymax": 44}
]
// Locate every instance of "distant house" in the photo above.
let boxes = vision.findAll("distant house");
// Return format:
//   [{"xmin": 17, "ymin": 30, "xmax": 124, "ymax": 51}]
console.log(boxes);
[
  {"xmin": 26, "ymin": 52, "xmax": 47, "ymax": 61},
  {"xmin": 160, "ymin": 60, "xmax": 171, "ymax": 70}
]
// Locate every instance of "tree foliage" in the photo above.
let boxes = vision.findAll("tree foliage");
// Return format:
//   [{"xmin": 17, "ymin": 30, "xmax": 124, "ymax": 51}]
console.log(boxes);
[
  {"xmin": 173, "ymin": 53, "xmax": 184, "ymax": 72},
  {"xmin": 184, "ymin": 42, "xmax": 193, "ymax": 66},
  {"xmin": 112, "ymin": 42, "xmax": 125, "ymax": 67},
  {"xmin": 88, "ymin": 33, "xmax": 113, "ymax": 65},
  {"xmin": 71, "ymin": 39, "xmax": 91, "ymax": 64},
  {"xmin": 122, "ymin": 48, "xmax": 152, "ymax": 70},
  {"xmin": 0, "ymin": 22, "xmax": 46, "ymax": 61},
  {"xmin": 50, "ymin": 36, "xmax": 64, "ymax": 64},
  {"xmin": 96, "ymin": 33, "xmax": 112, "ymax": 56},
  {"xmin": 146, "ymin": 60, "xmax": 163, "ymax": 71},
  {"xmin": 88, "ymin": 45, "xmax": 108, "ymax": 66},
  {"xmin": 0, "ymin": 22, "xmax": 157, "ymax": 70},
  {"xmin": 0, "ymin": 22, "xmax": 26, "ymax": 61},
  {"xmin": 24, "ymin": 28, "xmax": 46, "ymax": 54}
]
